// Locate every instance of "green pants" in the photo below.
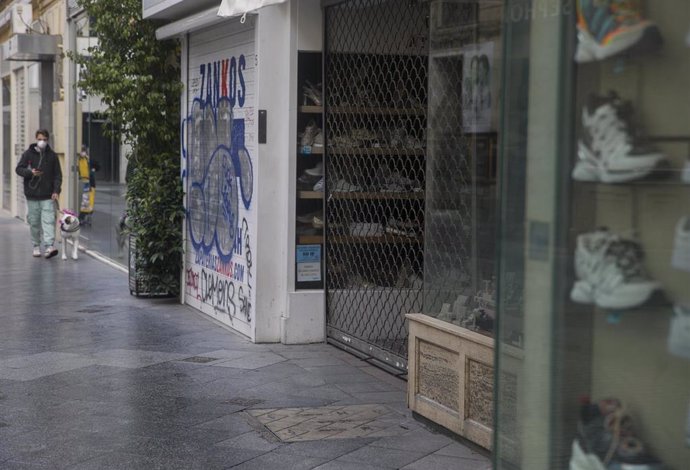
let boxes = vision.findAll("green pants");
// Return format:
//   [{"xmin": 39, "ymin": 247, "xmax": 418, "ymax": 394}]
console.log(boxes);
[{"xmin": 26, "ymin": 199, "xmax": 56, "ymax": 248}]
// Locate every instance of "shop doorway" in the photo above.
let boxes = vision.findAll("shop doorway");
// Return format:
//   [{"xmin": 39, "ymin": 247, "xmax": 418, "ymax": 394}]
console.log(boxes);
[
  {"xmin": 83, "ymin": 113, "xmax": 120, "ymax": 183},
  {"xmin": 323, "ymin": 0, "xmax": 429, "ymax": 372}
]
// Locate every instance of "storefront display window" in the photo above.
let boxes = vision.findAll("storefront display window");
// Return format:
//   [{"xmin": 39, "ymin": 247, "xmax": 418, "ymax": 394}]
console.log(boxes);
[{"xmin": 495, "ymin": 1, "xmax": 690, "ymax": 469}]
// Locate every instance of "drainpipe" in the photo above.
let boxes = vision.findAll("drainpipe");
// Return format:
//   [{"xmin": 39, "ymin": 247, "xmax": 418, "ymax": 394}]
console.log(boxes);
[{"xmin": 64, "ymin": 11, "xmax": 78, "ymax": 212}]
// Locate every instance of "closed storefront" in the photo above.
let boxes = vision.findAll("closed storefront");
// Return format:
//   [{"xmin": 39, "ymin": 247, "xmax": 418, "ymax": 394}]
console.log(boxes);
[{"xmin": 183, "ymin": 18, "xmax": 258, "ymax": 339}]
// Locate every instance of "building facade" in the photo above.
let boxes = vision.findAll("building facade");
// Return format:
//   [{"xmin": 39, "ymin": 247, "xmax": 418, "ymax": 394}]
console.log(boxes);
[{"xmin": 151, "ymin": 1, "xmax": 690, "ymax": 469}]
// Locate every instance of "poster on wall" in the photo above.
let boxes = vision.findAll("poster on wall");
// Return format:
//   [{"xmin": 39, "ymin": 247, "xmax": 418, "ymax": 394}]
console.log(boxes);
[
  {"xmin": 296, "ymin": 245, "xmax": 321, "ymax": 283},
  {"xmin": 462, "ymin": 41, "xmax": 494, "ymax": 133},
  {"xmin": 181, "ymin": 20, "xmax": 257, "ymax": 339}
]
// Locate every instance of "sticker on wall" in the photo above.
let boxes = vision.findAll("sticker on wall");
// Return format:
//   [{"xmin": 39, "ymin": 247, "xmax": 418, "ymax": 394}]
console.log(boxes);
[{"xmin": 297, "ymin": 244, "xmax": 321, "ymax": 283}]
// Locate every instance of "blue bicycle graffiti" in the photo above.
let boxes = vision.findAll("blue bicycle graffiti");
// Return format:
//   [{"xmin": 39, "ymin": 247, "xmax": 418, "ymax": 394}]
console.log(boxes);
[{"xmin": 183, "ymin": 96, "xmax": 253, "ymax": 264}]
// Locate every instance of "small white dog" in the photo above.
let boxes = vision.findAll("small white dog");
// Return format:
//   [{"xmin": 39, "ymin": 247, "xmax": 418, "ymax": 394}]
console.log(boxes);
[{"xmin": 59, "ymin": 209, "xmax": 81, "ymax": 260}]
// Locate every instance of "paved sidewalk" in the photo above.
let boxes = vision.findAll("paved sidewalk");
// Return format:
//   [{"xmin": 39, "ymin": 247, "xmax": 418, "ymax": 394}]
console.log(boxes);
[{"xmin": 0, "ymin": 213, "xmax": 490, "ymax": 470}]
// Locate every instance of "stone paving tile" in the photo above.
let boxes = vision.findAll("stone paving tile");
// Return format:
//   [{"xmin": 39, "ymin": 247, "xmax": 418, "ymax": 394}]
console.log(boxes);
[
  {"xmin": 212, "ymin": 352, "xmax": 287, "ymax": 370},
  {"xmin": 89, "ymin": 349, "xmax": 188, "ymax": 368},
  {"xmin": 401, "ymin": 454, "xmax": 492, "ymax": 470},
  {"xmin": 369, "ymin": 428, "xmax": 452, "ymax": 454},
  {"xmin": 336, "ymin": 445, "xmax": 428, "ymax": 469},
  {"xmin": 434, "ymin": 442, "xmax": 490, "ymax": 460},
  {"xmin": 0, "ymin": 356, "xmax": 96, "ymax": 381},
  {"xmin": 313, "ymin": 461, "xmax": 389, "ymax": 470},
  {"xmin": 215, "ymin": 431, "xmax": 282, "ymax": 452},
  {"xmin": 228, "ymin": 451, "xmax": 330, "ymax": 470},
  {"xmin": 69, "ymin": 448, "xmax": 265, "ymax": 470},
  {"xmin": 193, "ymin": 411, "xmax": 255, "ymax": 435},
  {"xmin": 274, "ymin": 437, "xmax": 376, "ymax": 459},
  {"xmin": 8, "ymin": 444, "xmax": 110, "ymax": 470},
  {"xmin": 352, "ymin": 391, "xmax": 407, "ymax": 404},
  {"xmin": 289, "ymin": 356, "xmax": 350, "ymax": 368}
]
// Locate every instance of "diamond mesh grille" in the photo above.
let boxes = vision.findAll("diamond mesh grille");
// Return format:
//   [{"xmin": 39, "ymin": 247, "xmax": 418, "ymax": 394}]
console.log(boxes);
[{"xmin": 324, "ymin": 0, "xmax": 429, "ymax": 366}]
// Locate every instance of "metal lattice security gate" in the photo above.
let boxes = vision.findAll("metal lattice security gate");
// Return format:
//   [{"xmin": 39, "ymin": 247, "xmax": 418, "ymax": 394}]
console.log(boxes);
[{"xmin": 324, "ymin": 0, "xmax": 429, "ymax": 372}]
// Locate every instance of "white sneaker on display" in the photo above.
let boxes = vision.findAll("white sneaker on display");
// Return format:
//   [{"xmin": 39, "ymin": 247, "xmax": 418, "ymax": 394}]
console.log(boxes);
[
  {"xmin": 349, "ymin": 222, "xmax": 383, "ymax": 237},
  {"xmin": 313, "ymin": 130, "xmax": 324, "ymax": 148},
  {"xmin": 671, "ymin": 216, "xmax": 690, "ymax": 273},
  {"xmin": 300, "ymin": 121, "xmax": 318, "ymax": 147},
  {"xmin": 332, "ymin": 179, "xmax": 361, "ymax": 192},
  {"xmin": 668, "ymin": 304, "xmax": 690, "ymax": 360},
  {"xmin": 573, "ymin": 93, "xmax": 665, "ymax": 183},
  {"xmin": 313, "ymin": 177, "xmax": 324, "ymax": 192},
  {"xmin": 305, "ymin": 162, "xmax": 324, "ymax": 177},
  {"xmin": 682, "ymin": 160, "xmax": 690, "ymax": 184},
  {"xmin": 571, "ymin": 228, "xmax": 661, "ymax": 310}
]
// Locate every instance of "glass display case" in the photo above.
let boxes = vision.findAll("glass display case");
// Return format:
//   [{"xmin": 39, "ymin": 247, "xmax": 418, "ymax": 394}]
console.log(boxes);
[{"xmin": 495, "ymin": 1, "xmax": 690, "ymax": 469}]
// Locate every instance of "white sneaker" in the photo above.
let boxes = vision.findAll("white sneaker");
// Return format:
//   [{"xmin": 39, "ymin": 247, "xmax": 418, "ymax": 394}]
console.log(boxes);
[
  {"xmin": 385, "ymin": 217, "xmax": 418, "ymax": 237},
  {"xmin": 313, "ymin": 130, "xmax": 324, "ymax": 148},
  {"xmin": 32, "ymin": 247, "xmax": 41, "ymax": 257},
  {"xmin": 332, "ymin": 179, "xmax": 361, "ymax": 192},
  {"xmin": 305, "ymin": 162, "xmax": 324, "ymax": 177},
  {"xmin": 349, "ymin": 222, "xmax": 383, "ymax": 237},
  {"xmin": 313, "ymin": 177, "xmax": 324, "ymax": 192},
  {"xmin": 671, "ymin": 216, "xmax": 690, "ymax": 273},
  {"xmin": 668, "ymin": 304, "xmax": 690, "ymax": 360},
  {"xmin": 573, "ymin": 93, "xmax": 665, "ymax": 183},
  {"xmin": 300, "ymin": 121, "xmax": 318, "ymax": 147},
  {"xmin": 571, "ymin": 229, "xmax": 661, "ymax": 310},
  {"xmin": 44, "ymin": 246, "xmax": 59, "ymax": 259},
  {"xmin": 681, "ymin": 160, "xmax": 690, "ymax": 184}
]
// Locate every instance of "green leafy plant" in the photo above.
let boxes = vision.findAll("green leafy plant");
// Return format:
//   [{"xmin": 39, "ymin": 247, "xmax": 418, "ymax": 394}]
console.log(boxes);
[{"xmin": 70, "ymin": 0, "xmax": 184, "ymax": 296}]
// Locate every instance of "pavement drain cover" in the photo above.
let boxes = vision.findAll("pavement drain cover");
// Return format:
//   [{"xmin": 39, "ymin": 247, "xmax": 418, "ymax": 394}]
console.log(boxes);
[
  {"xmin": 180, "ymin": 356, "xmax": 218, "ymax": 363},
  {"xmin": 223, "ymin": 397, "xmax": 264, "ymax": 407},
  {"xmin": 248, "ymin": 404, "xmax": 407, "ymax": 442}
]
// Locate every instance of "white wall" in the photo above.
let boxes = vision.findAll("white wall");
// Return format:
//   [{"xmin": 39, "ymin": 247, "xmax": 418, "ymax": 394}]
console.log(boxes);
[
  {"xmin": 254, "ymin": 2, "xmax": 292, "ymax": 342},
  {"xmin": 283, "ymin": 0, "xmax": 325, "ymax": 344}
]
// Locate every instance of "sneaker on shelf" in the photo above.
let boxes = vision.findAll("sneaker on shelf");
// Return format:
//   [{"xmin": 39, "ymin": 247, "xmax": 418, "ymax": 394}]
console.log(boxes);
[
  {"xmin": 297, "ymin": 210, "xmax": 322, "ymax": 224},
  {"xmin": 44, "ymin": 246, "xmax": 58, "ymax": 259},
  {"xmin": 32, "ymin": 247, "xmax": 41, "ymax": 257},
  {"xmin": 570, "ymin": 398, "xmax": 666, "ymax": 470},
  {"xmin": 349, "ymin": 222, "xmax": 383, "ymax": 238},
  {"xmin": 305, "ymin": 161, "xmax": 324, "ymax": 177},
  {"xmin": 313, "ymin": 130, "xmax": 324, "ymax": 148},
  {"xmin": 312, "ymin": 215, "xmax": 324, "ymax": 229},
  {"xmin": 668, "ymin": 304, "xmax": 690, "ymax": 360},
  {"xmin": 330, "ymin": 134, "xmax": 360, "ymax": 148},
  {"xmin": 575, "ymin": 0, "xmax": 663, "ymax": 63},
  {"xmin": 682, "ymin": 159, "xmax": 690, "ymax": 184},
  {"xmin": 313, "ymin": 177, "xmax": 325, "ymax": 192},
  {"xmin": 573, "ymin": 92, "xmax": 665, "ymax": 183},
  {"xmin": 671, "ymin": 216, "xmax": 690, "ymax": 273},
  {"xmin": 571, "ymin": 228, "xmax": 661, "ymax": 310},
  {"xmin": 303, "ymin": 81, "xmax": 322, "ymax": 106},
  {"xmin": 332, "ymin": 179, "xmax": 361, "ymax": 192},
  {"xmin": 385, "ymin": 217, "xmax": 418, "ymax": 237},
  {"xmin": 300, "ymin": 121, "xmax": 318, "ymax": 147}
]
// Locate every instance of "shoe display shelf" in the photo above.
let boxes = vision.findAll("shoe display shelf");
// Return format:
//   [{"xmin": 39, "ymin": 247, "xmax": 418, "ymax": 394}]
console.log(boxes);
[
  {"xmin": 564, "ymin": 8, "xmax": 690, "ymax": 468},
  {"xmin": 295, "ymin": 52, "xmax": 324, "ymax": 290}
]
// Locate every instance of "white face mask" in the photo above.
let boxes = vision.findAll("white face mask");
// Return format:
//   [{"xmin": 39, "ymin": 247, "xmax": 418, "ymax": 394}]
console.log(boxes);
[{"xmin": 37, "ymin": 140, "xmax": 47, "ymax": 150}]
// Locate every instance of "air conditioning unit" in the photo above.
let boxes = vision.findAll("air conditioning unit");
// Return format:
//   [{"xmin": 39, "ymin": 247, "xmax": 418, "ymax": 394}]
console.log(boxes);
[{"xmin": 11, "ymin": 4, "xmax": 32, "ymax": 35}]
